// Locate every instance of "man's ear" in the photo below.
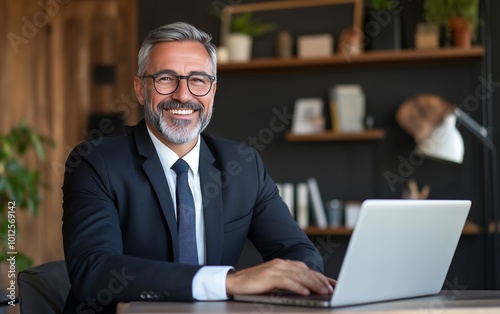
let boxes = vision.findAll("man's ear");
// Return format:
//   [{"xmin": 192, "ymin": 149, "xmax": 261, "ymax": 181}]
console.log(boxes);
[
  {"xmin": 212, "ymin": 81, "xmax": 217, "ymax": 96},
  {"xmin": 134, "ymin": 76, "xmax": 145, "ymax": 105}
]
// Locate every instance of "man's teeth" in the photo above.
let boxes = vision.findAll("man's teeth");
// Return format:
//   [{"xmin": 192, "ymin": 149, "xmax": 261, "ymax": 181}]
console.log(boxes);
[{"xmin": 168, "ymin": 109, "xmax": 194, "ymax": 115}]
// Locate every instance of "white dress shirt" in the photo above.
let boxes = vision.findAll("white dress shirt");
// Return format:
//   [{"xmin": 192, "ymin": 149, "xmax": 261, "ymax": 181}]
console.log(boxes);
[{"xmin": 147, "ymin": 127, "xmax": 233, "ymax": 300}]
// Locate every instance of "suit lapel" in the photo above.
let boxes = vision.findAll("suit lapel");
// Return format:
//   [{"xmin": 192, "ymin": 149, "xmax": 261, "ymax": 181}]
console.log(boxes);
[
  {"xmin": 199, "ymin": 136, "xmax": 224, "ymax": 265},
  {"xmin": 133, "ymin": 120, "xmax": 179, "ymax": 261}
]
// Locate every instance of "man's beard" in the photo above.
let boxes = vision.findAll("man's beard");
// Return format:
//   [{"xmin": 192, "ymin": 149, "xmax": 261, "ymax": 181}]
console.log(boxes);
[{"xmin": 144, "ymin": 96, "xmax": 213, "ymax": 144}]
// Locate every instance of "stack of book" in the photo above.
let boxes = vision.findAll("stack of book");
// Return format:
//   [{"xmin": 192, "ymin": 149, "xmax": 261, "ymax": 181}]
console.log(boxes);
[
  {"xmin": 276, "ymin": 179, "xmax": 362, "ymax": 229},
  {"xmin": 329, "ymin": 85, "xmax": 365, "ymax": 133}
]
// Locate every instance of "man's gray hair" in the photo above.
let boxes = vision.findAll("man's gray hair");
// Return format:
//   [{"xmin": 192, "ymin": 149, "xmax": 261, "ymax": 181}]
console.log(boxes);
[{"xmin": 137, "ymin": 22, "xmax": 217, "ymax": 77}]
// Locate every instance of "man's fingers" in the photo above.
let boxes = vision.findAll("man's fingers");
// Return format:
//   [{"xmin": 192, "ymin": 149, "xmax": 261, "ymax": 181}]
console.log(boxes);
[
  {"xmin": 226, "ymin": 258, "xmax": 335, "ymax": 296},
  {"xmin": 279, "ymin": 263, "xmax": 332, "ymax": 295},
  {"xmin": 327, "ymin": 277, "xmax": 337, "ymax": 287}
]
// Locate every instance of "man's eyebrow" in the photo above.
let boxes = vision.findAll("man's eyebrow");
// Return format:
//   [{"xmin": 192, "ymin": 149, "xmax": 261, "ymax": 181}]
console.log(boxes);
[{"xmin": 153, "ymin": 69, "xmax": 176, "ymax": 75}]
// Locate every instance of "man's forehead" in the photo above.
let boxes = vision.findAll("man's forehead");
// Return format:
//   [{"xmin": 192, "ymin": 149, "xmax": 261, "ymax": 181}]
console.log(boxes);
[
  {"xmin": 150, "ymin": 41, "xmax": 209, "ymax": 58},
  {"xmin": 147, "ymin": 41, "xmax": 212, "ymax": 71}
]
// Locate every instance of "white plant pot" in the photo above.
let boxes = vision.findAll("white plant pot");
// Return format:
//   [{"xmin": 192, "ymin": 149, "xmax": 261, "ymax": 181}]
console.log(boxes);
[{"xmin": 227, "ymin": 33, "xmax": 252, "ymax": 62}]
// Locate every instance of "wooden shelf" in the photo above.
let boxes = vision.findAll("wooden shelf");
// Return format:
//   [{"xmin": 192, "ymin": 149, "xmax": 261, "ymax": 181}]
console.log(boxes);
[
  {"xmin": 218, "ymin": 46, "xmax": 484, "ymax": 72},
  {"xmin": 303, "ymin": 220, "xmax": 482, "ymax": 236},
  {"xmin": 285, "ymin": 129, "xmax": 385, "ymax": 142},
  {"xmin": 304, "ymin": 226, "xmax": 353, "ymax": 236}
]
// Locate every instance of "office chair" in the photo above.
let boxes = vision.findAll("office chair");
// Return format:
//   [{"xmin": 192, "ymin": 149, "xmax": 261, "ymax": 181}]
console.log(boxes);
[{"xmin": 18, "ymin": 260, "xmax": 70, "ymax": 314}]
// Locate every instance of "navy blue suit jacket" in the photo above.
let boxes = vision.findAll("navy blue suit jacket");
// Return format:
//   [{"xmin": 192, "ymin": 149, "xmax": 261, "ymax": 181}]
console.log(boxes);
[{"xmin": 62, "ymin": 119, "xmax": 323, "ymax": 313}]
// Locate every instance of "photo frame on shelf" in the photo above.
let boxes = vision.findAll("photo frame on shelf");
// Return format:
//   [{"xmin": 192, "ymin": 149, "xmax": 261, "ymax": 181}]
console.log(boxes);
[
  {"xmin": 219, "ymin": 0, "xmax": 364, "ymax": 47},
  {"xmin": 291, "ymin": 98, "xmax": 325, "ymax": 134}
]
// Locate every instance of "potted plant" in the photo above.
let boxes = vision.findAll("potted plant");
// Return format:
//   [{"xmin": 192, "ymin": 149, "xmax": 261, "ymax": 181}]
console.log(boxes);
[
  {"xmin": 0, "ymin": 121, "xmax": 53, "ymax": 273},
  {"xmin": 424, "ymin": 0, "xmax": 479, "ymax": 48},
  {"xmin": 365, "ymin": 0, "xmax": 402, "ymax": 51},
  {"xmin": 225, "ymin": 12, "xmax": 275, "ymax": 62}
]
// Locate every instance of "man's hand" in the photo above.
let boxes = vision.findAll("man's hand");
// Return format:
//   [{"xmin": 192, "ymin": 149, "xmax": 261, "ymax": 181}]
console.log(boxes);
[{"xmin": 226, "ymin": 258, "xmax": 336, "ymax": 296}]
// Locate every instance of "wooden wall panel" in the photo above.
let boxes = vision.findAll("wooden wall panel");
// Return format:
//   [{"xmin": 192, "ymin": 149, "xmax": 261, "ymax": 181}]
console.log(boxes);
[
  {"xmin": 1, "ymin": 0, "xmax": 53, "ymax": 272},
  {"xmin": 0, "ymin": 0, "xmax": 138, "ymax": 271}
]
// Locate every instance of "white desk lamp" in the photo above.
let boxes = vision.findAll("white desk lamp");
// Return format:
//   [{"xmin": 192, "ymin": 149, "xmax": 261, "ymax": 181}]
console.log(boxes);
[
  {"xmin": 416, "ymin": 107, "xmax": 493, "ymax": 164},
  {"xmin": 416, "ymin": 113, "xmax": 464, "ymax": 164}
]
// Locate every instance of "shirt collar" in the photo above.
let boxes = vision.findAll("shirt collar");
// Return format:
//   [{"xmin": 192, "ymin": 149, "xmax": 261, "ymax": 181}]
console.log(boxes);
[{"xmin": 146, "ymin": 125, "xmax": 200, "ymax": 176}]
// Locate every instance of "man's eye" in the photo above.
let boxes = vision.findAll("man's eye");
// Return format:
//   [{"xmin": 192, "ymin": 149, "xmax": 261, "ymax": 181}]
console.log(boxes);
[
  {"xmin": 190, "ymin": 76, "xmax": 210, "ymax": 84},
  {"xmin": 157, "ymin": 75, "xmax": 176, "ymax": 83}
]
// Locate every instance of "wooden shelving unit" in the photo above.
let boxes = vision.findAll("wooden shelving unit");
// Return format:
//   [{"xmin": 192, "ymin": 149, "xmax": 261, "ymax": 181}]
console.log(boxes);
[
  {"xmin": 303, "ymin": 226, "xmax": 353, "ymax": 236},
  {"xmin": 218, "ymin": 46, "xmax": 484, "ymax": 72},
  {"xmin": 221, "ymin": 45, "xmax": 484, "ymax": 238},
  {"xmin": 303, "ymin": 220, "xmax": 482, "ymax": 236},
  {"xmin": 285, "ymin": 129, "xmax": 385, "ymax": 142}
]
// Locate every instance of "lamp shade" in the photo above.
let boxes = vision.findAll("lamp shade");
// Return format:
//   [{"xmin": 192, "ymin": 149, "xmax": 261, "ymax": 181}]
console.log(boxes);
[{"xmin": 416, "ymin": 114, "xmax": 464, "ymax": 164}]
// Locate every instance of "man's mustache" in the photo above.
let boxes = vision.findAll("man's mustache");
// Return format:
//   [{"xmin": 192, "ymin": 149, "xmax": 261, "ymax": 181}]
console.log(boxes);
[{"xmin": 157, "ymin": 100, "xmax": 204, "ymax": 111}]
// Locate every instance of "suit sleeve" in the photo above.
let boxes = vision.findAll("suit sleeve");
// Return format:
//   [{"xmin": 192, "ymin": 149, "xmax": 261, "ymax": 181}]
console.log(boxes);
[
  {"xmin": 245, "ymin": 148, "xmax": 325, "ymax": 273},
  {"xmin": 62, "ymin": 143, "xmax": 201, "ymax": 307}
]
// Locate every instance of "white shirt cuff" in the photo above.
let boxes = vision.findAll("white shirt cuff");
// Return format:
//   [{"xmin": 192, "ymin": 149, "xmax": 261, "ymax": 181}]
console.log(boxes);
[{"xmin": 192, "ymin": 266, "xmax": 234, "ymax": 300}]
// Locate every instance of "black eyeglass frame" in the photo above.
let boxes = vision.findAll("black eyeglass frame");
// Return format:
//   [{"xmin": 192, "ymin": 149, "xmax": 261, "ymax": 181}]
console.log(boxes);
[{"xmin": 141, "ymin": 70, "xmax": 216, "ymax": 97}]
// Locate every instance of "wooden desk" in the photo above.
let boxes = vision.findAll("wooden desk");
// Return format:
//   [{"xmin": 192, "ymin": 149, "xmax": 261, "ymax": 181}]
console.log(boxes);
[{"xmin": 117, "ymin": 290, "xmax": 500, "ymax": 313}]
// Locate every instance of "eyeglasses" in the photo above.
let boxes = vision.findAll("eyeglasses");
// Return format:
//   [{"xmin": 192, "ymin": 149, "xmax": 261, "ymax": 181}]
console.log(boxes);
[{"xmin": 142, "ymin": 71, "xmax": 216, "ymax": 97}]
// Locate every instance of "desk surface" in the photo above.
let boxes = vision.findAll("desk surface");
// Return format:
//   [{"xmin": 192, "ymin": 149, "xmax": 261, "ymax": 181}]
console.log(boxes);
[{"xmin": 117, "ymin": 290, "xmax": 500, "ymax": 314}]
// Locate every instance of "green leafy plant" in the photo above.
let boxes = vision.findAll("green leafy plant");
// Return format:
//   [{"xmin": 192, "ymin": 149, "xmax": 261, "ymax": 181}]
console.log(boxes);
[
  {"xmin": 368, "ymin": 0, "xmax": 396, "ymax": 11},
  {"xmin": 0, "ymin": 120, "xmax": 54, "ymax": 271},
  {"xmin": 424, "ymin": 0, "xmax": 479, "ymax": 34},
  {"xmin": 230, "ymin": 13, "xmax": 276, "ymax": 37}
]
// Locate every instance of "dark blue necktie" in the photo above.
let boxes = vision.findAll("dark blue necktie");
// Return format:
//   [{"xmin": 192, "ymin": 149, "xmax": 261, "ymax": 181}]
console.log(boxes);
[{"xmin": 171, "ymin": 159, "xmax": 198, "ymax": 265}]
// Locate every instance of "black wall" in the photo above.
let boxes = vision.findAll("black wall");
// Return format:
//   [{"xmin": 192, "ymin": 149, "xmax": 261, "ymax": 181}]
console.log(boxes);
[{"xmin": 138, "ymin": 0, "xmax": 499, "ymax": 289}]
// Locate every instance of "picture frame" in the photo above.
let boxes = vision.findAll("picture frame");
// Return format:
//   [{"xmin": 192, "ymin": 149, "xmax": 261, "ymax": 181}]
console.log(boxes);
[{"xmin": 291, "ymin": 98, "xmax": 325, "ymax": 134}]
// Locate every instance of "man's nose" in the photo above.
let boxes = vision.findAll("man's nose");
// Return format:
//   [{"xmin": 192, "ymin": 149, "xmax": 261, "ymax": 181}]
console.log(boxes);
[{"xmin": 172, "ymin": 78, "xmax": 192, "ymax": 103}]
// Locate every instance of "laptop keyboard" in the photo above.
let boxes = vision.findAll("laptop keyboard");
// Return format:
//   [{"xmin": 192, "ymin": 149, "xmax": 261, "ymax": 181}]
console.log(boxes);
[{"xmin": 271, "ymin": 290, "xmax": 333, "ymax": 301}]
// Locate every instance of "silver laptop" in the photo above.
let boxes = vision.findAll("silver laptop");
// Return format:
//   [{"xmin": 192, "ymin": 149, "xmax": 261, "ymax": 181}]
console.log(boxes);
[{"xmin": 234, "ymin": 199, "xmax": 471, "ymax": 308}]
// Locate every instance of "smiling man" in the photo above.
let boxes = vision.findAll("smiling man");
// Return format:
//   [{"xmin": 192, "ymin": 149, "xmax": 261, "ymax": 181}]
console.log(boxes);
[{"xmin": 62, "ymin": 22, "xmax": 334, "ymax": 314}]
